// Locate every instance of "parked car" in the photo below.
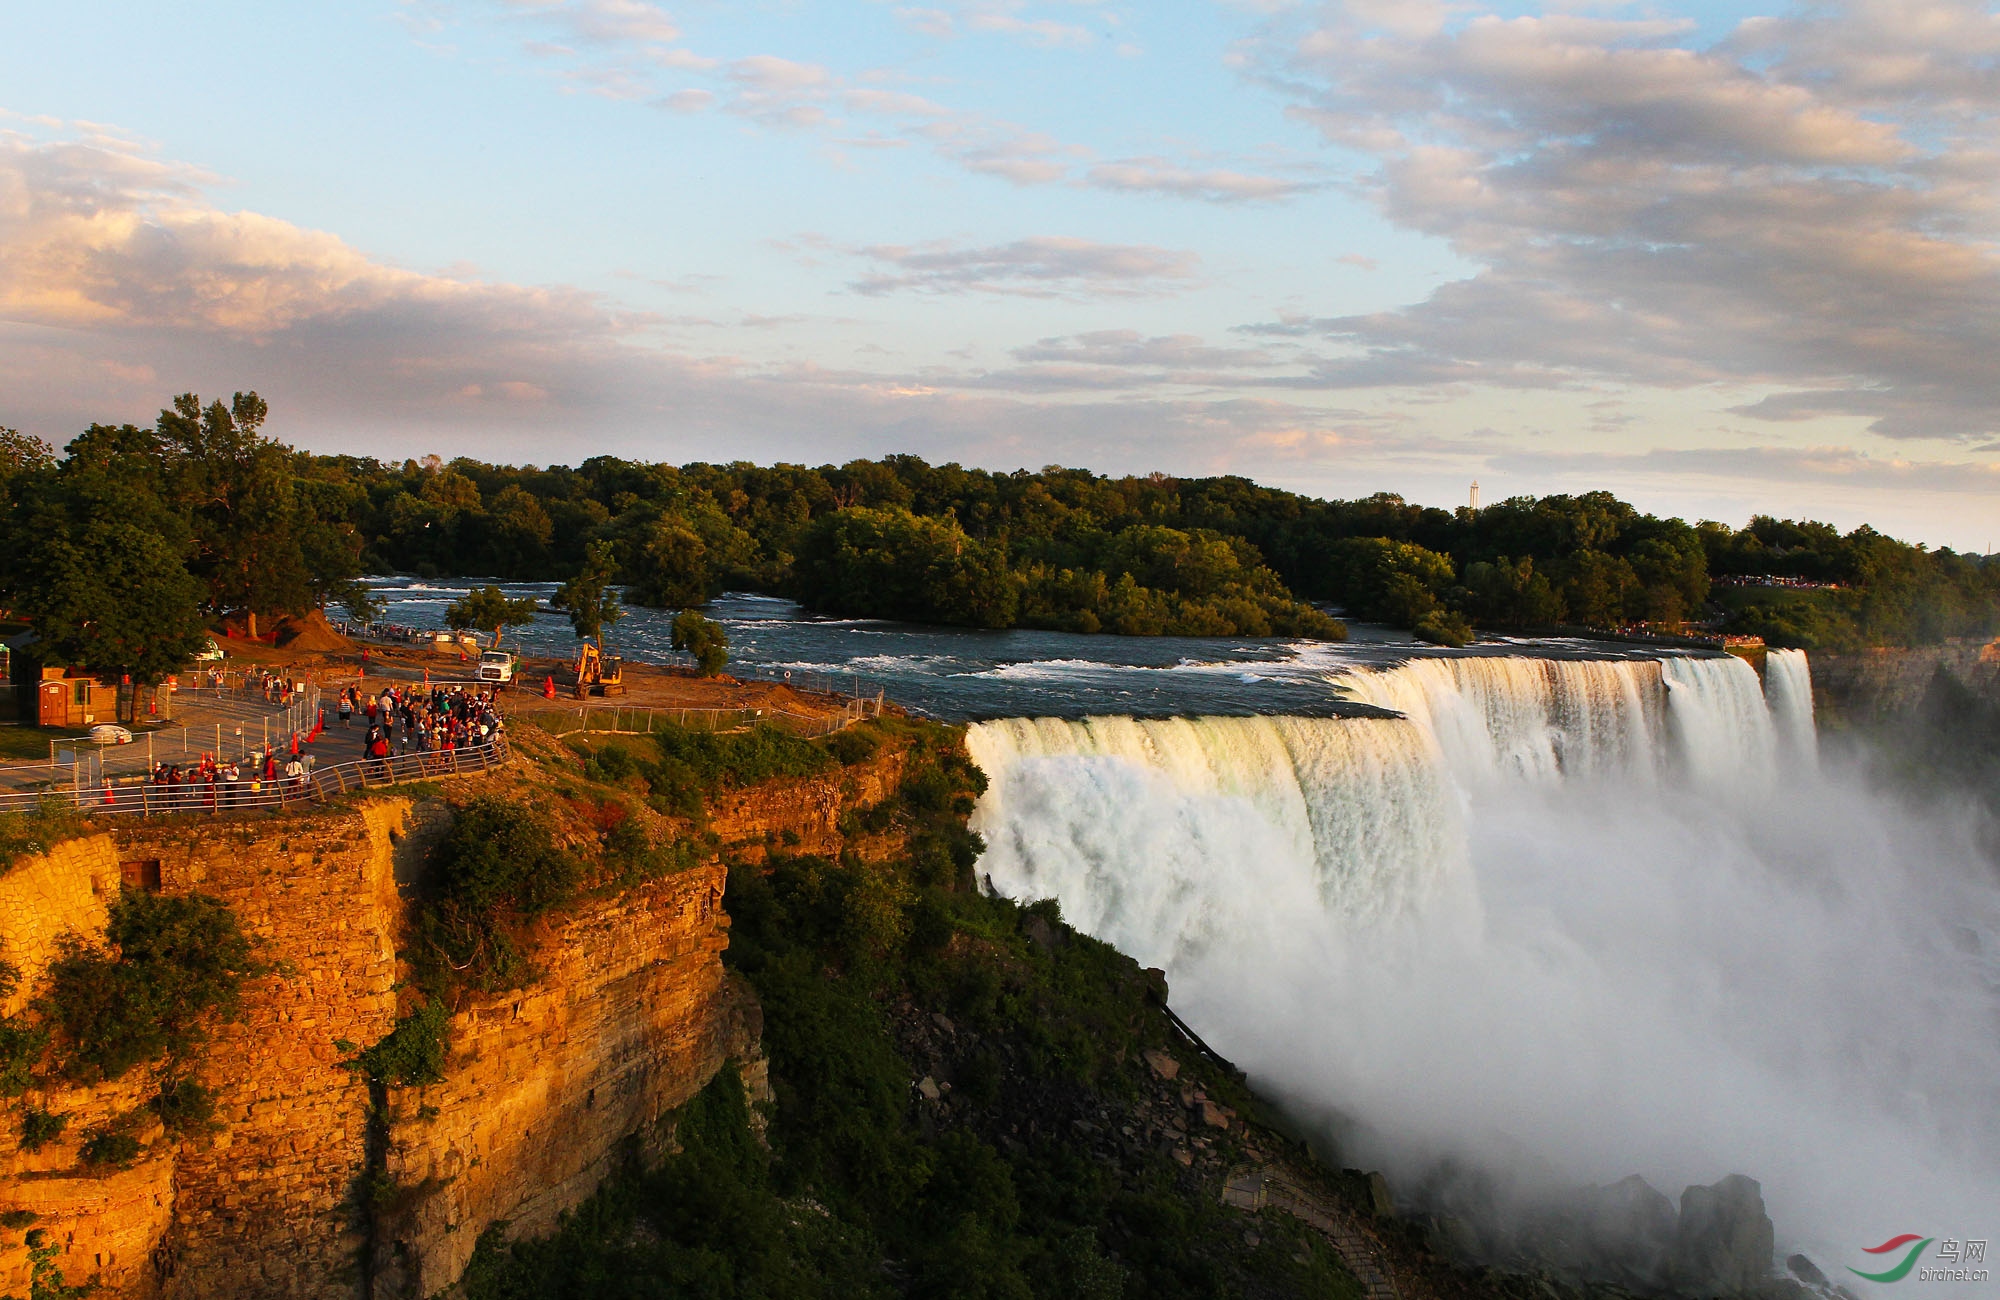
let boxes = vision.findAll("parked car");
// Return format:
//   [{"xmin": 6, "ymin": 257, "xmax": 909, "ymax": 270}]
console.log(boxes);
[
  {"xmin": 194, "ymin": 638, "xmax": 225, "ymax": 662},
  {"xmin": 477, "ymin": 650, "xmax": 516, "ymax": 683},
  {"xmin": 88, "ymin": 724, "xmax": 134, "ymax": 745}
]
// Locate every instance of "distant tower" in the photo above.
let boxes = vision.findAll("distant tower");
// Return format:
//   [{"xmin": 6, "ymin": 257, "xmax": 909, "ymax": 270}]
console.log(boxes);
[{"xmin": 1469, "ymin": 480, "xmax": 1481, "ymax": 512}]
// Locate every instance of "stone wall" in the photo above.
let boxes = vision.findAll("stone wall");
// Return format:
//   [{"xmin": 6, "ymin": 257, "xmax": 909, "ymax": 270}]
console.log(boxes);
[
  {"xmin": 1, "ymin": 808, "xmax": 407, "ymax": 1299},
  {"xmin": 0, "ymin": 834, "xmax": 121, "ymax": 1017},
  {"xmin": 0, "ymin": 799, "xmax": 748, "ymax": 1300}
]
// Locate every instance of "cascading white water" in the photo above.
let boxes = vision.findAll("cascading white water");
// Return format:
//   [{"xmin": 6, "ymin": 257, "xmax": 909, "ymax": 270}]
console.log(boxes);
[
  {"xmin": 968, "ymin": 652, "xmax": 2000, "ymax": 1282},
  {"xmin": 1763, "ymin": 648, "xmax": 1818, "ymax": 766}
]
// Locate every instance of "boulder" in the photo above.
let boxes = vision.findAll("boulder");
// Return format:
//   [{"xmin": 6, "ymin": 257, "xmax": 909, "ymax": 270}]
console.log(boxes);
[
  {"xmin": 1143, "ymin": 1049, "xmax": 1180, "ymax": 1081},
  {"xmin": 1367, "ymin": 1170, "xmax": 1395, "ymax": 1218},
  {"xmin": 1787, "ymin": 1254, "xmax": 1830, "ymax": 1290},
  {"xmin": 1675, "ymin": 1175, "xmax": 1775, "ymax": 1295},
  {"xmin": 1580, "ymin": 1174, "xmax": 1678, "ymax": 1289}
]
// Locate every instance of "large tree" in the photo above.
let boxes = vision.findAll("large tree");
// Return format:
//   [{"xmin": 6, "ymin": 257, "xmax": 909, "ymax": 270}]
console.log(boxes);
[
  {"xmin": 10, "ymin": 427, "xmax": 208, "ymax": 684},
  {"xmin": 549, "ymin": 540, "xmax": 624, "ymax": 651},
  {"xmin": 445, "ymin": 586, "xmax": 542, "ymax": 648},
  {"xmin": 157, "ymin": 392, "xmax": 310, "ymax": 633}
]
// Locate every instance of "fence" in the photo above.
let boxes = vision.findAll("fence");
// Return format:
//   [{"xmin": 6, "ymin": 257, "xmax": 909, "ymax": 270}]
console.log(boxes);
[
  {"xmin": 512, "ymin": 695, "xmax": 879, "ymax": 741},
  {"xmin": 34, "ymin": 683, "xmax": 329, "ymax": 781},
  {"xmin": 0, "ymin": 736, "xmax": 509, "ymax": 819}
]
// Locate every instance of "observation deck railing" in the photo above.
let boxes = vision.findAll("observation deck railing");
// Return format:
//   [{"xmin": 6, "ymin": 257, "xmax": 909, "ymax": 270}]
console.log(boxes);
[{"xmin": 0, "ymin": 736, "xmax": 509, "ymax": 819}]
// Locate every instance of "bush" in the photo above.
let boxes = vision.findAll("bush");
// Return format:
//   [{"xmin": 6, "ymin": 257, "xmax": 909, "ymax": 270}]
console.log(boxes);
[
  {"xmin": 433, "ymin": 798, "xmax": 581, "ymax": 919},
  {"xmin": 0, "ymin": 801, "xmax": 87, "ymax": 872},
  {"xmin": 670, "ymin": 609, "xmax": 730, "ymax": 677},
  {"xmin": 414, "ymin": 800, "xmax": 581, "ymax": 997},
  {"xmin": 78, "ymin": 1126, "xmax": 143, "ymax": 1168},
  {"xmin": 17, "ymin": 1107, "xmax": 66, "ymax": 1152},
  {"xmin": 0, "ymin": 959, "xmax": 48, "ymax": 1098},
  {"xmin": 0, "ymin": 1209, "xmax": 36, "ymax": 1230},
  {"xmin": 152, "ymin": 1078, "xmax": 218, "ymax": 1134},
  {"xmin": 355, "ymin": 1002, "xmax": 450, "ymax": 1086},
  {"xmin": 41, "ymin": 891, "xmax": 259, "ymax": 1083}
]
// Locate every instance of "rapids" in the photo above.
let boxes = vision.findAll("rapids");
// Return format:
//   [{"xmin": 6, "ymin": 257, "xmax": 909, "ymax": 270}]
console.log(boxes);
[{"xmin": 967, "ymin": 652, "xmax": 2000, "ymax": 1279}]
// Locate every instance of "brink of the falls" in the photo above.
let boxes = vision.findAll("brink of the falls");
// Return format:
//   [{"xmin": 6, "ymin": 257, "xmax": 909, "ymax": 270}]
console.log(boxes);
[{"xmin": 966, "ymin": 651, "xmax": 2000, "ymax": 1288}]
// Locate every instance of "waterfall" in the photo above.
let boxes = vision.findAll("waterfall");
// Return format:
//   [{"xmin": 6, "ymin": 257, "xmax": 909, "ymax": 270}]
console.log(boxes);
[
  {"xmin": 1334, "ymin": 656, "xmax": 1665, "ymax": 786},
  {"xmin": 967, "ymin": 716, "xmax": 1470, "ymax": 962},
  {"xmin": 1763, "ymin": 648, "xmax": 1817, "ymax": 765},
  {"xmin": 967, "ymin": 650, "xmax": 2000, "ymax": 1275}
]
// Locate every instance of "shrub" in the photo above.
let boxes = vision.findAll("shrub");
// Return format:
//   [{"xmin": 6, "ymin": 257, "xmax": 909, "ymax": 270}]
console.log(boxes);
[
  {"xmin": 41, "ymin": 891, "xmax": 260, "ymax": 1083},
  {"xmin": 669, "ymin": 609, "xmax": 730, "ymax": 677},
  {"xmin": 16, "ymin": 1108, "xmax": 65, "ymax": 1152},
  {"xmin": 433, "ymin": 798, "xmax": 581, "ymax": 919},
  {"xmin": 152, "ymin": 1078, "xmax": 218, "ymax": 1134},
  {"xmin": 355, "ymin": 1002, "xmax": 450, "ymax": 1087},
  {"xmin": 0, "ymin": 1209, "xmax": 36, "ymax": 1229},
  {"xmin": 827, "ymin": 726, "xmax": 882, "ymax": 766},
  {"xmin": 414, "ymin": 800, "xmax": 581, "ymax": 997},
  {"xmin": 0, "ymin": 959, "xmax": 49, "ymax": 1099},
  {"xmin": 78, "ymin": 1126, "xmax": 142, "ymax": 1168},
  {"xmin": 0, "ymin": 802, "xmax": 87, "ymax": 873}
]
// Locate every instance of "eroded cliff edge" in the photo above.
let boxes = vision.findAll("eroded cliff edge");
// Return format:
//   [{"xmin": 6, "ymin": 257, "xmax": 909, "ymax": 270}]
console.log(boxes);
[{"xmin": 0, "ymin": 722, "xmax": 912, "ymax": 1299}]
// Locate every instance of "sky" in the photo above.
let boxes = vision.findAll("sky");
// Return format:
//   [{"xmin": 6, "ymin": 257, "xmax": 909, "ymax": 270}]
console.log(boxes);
[{"xmin": 2, "ymin": 0, "xmax": 1998, "ymax": 548}]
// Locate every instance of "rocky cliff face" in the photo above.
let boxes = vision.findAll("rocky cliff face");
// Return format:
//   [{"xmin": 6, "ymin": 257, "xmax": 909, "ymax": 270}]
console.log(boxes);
[
  {"xmin": 0, "ymin": 759, "xmax": 805, "ymax": 1299},
  {"xmin": 1811, "ymin": 639, "xmax": 2000, "ymax": 727},
  {"xmin": 371, "ymin": 863, "xmax": 756, "ymax": 1296},
  {"xmin": 1, "ymin": 817, "xmax": 400, "ymax": 1299}
]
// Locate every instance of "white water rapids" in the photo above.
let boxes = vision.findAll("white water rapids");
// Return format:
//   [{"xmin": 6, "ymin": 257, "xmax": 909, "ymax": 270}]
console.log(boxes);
[{"xmin": 967, "ymin": 650, "xmax": 2000, "ymax": 1274}]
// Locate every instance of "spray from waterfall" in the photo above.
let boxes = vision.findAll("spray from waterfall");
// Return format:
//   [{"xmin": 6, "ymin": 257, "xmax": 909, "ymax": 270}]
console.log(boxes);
[{"xmin": 967, "ymin": 653, "xmax": 2000, "ymax": 1282}]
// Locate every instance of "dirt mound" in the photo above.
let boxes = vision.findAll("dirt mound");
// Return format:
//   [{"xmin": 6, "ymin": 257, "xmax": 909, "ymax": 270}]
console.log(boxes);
[{"xmin": 273, "ymin": 610, "xmax": 356, "ymax": 653}]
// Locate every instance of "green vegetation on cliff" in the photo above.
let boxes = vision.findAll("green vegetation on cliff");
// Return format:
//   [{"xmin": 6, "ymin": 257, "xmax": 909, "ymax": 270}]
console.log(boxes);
[{"xmin": 459, "ymin": 718, "xmax": 1366, "ymax": 1300}]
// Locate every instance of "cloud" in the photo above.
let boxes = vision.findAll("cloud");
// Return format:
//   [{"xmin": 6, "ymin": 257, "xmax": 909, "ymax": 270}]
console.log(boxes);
[
  {"xmin": 892, "ymin": 2, "xmax": 1116, "ymax": 48},
  {"xmin": 1084, "ymin": 156, "xmax": 1316, "ymax": 202},
  {"xmin": 420, "ymin": 1, "xmax": 1307, "ymax": 203},
  {"xmin": 1011, "ymin": 330, "xmax": 1278, "ymax": 369},
  {"xmin": 656, "ymin": 87, "xmax": 713, "ymax": 112},
  {"xmin": 844, "ymin": 237, "xmax": 1202, "ymax": 297},
  {"xmin": 1243, "ymin": 0, "xmax": 2000, "ymax": 441},
  {"xmin": 0, "ymin": 127, "xmax": 1348, "ymax": 480},
  {"xmin": 1489, "ymin": 443, "xmax": 2000, "ymax": 497}
]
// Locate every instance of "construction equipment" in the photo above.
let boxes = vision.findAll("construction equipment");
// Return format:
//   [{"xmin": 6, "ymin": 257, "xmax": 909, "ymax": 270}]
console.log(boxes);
[{"xmin": 572, "ymin": 642, "xmax": 626, "ymax": 698}]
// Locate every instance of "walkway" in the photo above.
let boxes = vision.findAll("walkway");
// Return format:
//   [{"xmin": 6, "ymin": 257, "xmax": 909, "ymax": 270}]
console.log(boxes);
[{"xmin": 1222, "ymin": 1164, "xmax": 1405, "ymax": 1300}]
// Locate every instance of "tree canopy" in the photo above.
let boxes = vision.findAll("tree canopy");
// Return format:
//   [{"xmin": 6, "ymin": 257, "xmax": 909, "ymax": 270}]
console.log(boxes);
[
  {"xmin": 0, "ymin": 393, "xmax": 370, "ymax": 678},
  {"xmin": 6, "ymin": 395, "xmax": 1996, "ymax": 653},
  {"xmin": 550, "ymin": 540, "xmax": 625, "ymax": 648},
  {"xmin": 446, "ymin": 585, "xmax": 542, "ymax": 648}
]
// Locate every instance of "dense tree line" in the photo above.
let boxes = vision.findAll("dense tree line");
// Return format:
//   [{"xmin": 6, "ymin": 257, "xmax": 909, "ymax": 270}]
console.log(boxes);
[
  {"xmin": 6, "ymin": 394, "xmax": 1996, "ymax": 666},
  {"xmin": 0, "ymin": 397, "xmax": 369, "ymax": 683}
]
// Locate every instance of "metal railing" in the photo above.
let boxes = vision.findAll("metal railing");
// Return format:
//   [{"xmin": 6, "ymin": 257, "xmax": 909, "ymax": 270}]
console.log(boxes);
[
  {"xmin": 0, "ymin": 736, "xmax": 509, "ymax": 818},
  {"xmin": 25, "ymin": 685, "xmax": 329, "ymax": 784}
]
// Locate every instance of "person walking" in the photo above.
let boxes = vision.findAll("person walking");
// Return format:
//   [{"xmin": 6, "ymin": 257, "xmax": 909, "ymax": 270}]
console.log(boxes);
[{"xmin": 338, "ymin": 689, "xmax": 353, "ymax": 728}]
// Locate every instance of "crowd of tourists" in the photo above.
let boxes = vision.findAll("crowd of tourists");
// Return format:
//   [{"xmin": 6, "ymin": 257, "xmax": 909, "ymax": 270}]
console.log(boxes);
[
  {"xmin": 89, "ymin": 678, "xmax": 507, "ymax": 814},
  {"xmin": 133, "ymin": 745, "xmax": 315, "ymax": 811},
  {"xmin": 336, "ymin": 681, "xmax": 507, "ymax": 778}
]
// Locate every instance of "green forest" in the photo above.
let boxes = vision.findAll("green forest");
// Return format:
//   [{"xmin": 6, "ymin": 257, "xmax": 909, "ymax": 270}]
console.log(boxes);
[{"xmin": 4, "ymin": 393, "xmax": 1997, "ymax": 680}]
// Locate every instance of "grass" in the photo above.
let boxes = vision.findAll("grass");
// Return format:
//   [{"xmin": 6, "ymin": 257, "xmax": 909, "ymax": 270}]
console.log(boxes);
[{"xmin": 0, "ymin": 726, "xmax": 63, "ymax": 763}]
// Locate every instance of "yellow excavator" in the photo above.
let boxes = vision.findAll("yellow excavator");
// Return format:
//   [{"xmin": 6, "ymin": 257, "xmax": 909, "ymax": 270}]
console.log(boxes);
[{"xmin": 572, "ymin": 642, "xmax": 626, "ymax": 699}]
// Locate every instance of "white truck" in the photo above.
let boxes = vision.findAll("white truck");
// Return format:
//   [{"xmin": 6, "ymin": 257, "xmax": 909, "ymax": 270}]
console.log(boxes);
[{"xmin": 476, "ymin": 650, "xmax": 516, "ymax": 684}]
